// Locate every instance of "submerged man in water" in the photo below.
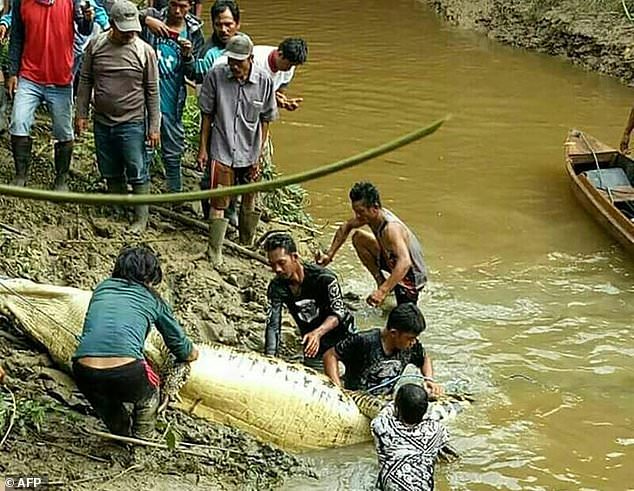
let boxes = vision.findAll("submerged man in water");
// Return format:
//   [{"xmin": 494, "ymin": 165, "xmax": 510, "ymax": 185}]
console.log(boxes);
[
  {"xmin": 317, "ymin": 181, "xmax": 428, "ymax": 307},
  {"xmin": 263, "ymin": 233, "xmax": 356, "ymax": 371},
  {"xmin": 323, "ymin": 303, "xmax": 442, "ymax": 397},
  {"xmin": 72, "ymin": 245, "xmax": 199, "ymax": 439}
]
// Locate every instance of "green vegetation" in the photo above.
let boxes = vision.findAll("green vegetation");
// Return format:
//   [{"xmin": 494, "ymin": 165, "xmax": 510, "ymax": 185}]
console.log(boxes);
[
  {"xmin": 156, "ymin": 419, "xmax": 181, "ymax": 450},
  {"xmin": 1, "ymin": 393, "xmax": 82, "ymax": 439},
  {"xmin": 16, "ymin": 399, "xmax": 50, "ymax": 433}
]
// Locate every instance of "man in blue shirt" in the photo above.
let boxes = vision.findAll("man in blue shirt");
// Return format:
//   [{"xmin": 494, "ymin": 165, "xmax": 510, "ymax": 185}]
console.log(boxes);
[{"xmin": 141, "ymin": 0, "xmax": 204, "ymax": 193}]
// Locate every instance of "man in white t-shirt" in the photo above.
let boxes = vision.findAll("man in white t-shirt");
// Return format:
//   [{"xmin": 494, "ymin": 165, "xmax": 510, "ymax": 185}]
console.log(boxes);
[
  {"xmin": 215, "ymin": 37, "xmax": 307, "ymax": 110},
  {"xmin": 252, "ymin": 38, "xmax": 307, "ymax": 111}
]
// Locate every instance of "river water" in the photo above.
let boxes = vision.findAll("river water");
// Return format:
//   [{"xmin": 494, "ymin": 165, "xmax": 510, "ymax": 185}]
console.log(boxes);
[{"xmin": 206, "ymin": 0, "xmax": 634, "ymax": 489}]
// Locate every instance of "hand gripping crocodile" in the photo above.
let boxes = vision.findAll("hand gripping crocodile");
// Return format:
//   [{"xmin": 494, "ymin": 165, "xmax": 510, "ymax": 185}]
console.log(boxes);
[{"xmin": 0, "ymin": 278, "xmax": 470, "ymax": 452}]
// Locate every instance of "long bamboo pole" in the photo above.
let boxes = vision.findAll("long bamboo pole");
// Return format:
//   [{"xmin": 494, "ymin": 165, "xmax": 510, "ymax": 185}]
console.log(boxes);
[{"xmin": 0, "ymin": 118, "xmax": 446, "ymax": 205}]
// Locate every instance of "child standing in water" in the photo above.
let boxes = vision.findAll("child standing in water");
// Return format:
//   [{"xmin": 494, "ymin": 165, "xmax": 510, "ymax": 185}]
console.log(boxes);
[{"xmin": 371, "ymin": 368, "xmax": 449, "ymax": 491}]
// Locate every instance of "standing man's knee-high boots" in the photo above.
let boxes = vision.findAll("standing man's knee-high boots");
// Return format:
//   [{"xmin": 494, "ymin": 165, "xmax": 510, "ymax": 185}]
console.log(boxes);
[
  {"xmin": 10, "ymin": 135, "xmax": 32, "ymax": 187},
  {"xmin": 131, "ymin": 182, "xmax": 150, "ymax": 233},
  {"xmin": 207, "ymin": 217, "xmax": 228, "ymax": 266},
  {"xmin": 238, "ymin": 206, "xmax": 261, "ymax": 247},
  {"xmin": 53, "ymin": 141, "xmax": 73, "ymax": 192}
]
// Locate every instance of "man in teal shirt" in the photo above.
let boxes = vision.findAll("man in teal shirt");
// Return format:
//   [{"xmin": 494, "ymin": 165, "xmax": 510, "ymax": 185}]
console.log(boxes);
[
  {"xmin": 141, "ymin": 0, "xmax": 204, "ymax": 193},
  {"xmin": 141, "ymin": 0, "xmax": 240, "ymax": 197},
  {"xmin": 193, "ymin": 0, "xmax": 240, "ymax": 84},
  {"xmin": 73, "ymin": 245, "xmax": 198, "ymax": 439}
]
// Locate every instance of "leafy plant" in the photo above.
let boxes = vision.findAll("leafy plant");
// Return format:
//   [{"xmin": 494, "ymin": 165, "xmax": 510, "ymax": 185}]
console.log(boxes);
[
  {"xmin": 16, "ymin": 399, "xmax": 52, "ymax": 433},
  {"xmin": 157, "ymin": 419, "xmax": 180, "ymax": 450}
]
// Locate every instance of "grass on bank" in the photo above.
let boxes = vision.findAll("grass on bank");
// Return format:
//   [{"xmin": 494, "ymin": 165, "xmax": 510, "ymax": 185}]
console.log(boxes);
[{"xmin": 529, "ymin": 0, "xmax": 634, "ymax": 17}]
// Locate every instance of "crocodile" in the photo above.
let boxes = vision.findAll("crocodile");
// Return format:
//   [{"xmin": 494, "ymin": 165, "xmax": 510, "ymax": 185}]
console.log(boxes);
[{"xmin": 0, "ymin": 278, "xmax": 469, "ymax": 452}]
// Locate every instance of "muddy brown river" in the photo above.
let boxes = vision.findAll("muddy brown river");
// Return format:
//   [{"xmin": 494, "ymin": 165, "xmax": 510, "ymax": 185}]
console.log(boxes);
[{"xmin": 203, "ymin": 1, "xmax": 634, "ymax": 489}]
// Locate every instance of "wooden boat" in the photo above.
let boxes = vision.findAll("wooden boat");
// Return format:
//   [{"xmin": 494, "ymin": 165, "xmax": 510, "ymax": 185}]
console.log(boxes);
[{"xmin": 564, "ymin": 129, "xmax": 634, "ymax": 256}]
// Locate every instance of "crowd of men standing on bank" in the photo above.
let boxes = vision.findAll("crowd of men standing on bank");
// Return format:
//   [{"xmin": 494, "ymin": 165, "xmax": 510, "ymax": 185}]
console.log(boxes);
[{"xmin": 0, "ymin": 0, "xmax": 307, "ymax": 243}]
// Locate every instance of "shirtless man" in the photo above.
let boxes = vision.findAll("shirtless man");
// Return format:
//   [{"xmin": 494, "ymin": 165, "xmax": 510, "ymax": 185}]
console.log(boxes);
[{"xmin": 317, "ymin": 181, "xmax": 428, "ymax": 307}]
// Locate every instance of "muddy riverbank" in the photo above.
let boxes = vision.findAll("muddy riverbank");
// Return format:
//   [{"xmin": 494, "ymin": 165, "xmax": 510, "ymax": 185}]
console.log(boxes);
[
  {"xmin": 0, "ymin": 123, "xmax": 321, "ymax": 489},
  {"xmin": 426, "ymin": 0, "xmax": 634, "ymax": 85}
]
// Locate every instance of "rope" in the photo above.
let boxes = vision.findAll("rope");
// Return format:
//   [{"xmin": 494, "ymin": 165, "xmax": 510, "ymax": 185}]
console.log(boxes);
[
  {"xmin": 0, "ymin": 119, "xmax": 446, "ymax": 205},
  {"xmin": 579, "ymin": 131, "xmax": 615, "ymax": 203},
  {"xmin": 0, "ymin": 385, "xmax": 16, "ymax": 448},
  {"xmin": 623, "ymin": 0, "xmax": 634, "ymax": 22},
  {"xmin": 366, "ymin": 375, "xmax": 401, "ymax": 394}
]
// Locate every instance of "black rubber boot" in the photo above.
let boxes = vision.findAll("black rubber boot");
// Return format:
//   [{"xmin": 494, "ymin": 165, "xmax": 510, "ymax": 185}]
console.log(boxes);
[
  {"xmin": 224, "ymin": 197, "xmax": 239, "ymax": 227},
  {"xmin": 238, "ymin": 207, "xmax": 261, "ymax": 246},
  {"xmin": 53, "ymin": 141, "xmax": 73, "ymax": 192},
  {"xmin": 130, "ymin": 182, "xmax": 150, "ymax": 233},
  {"xmin": 200, "ymin": 173, "xmax": 211, "ymax": 220},
  {"xmin": 106, "ymin": 178, "xmax": 127, "ymax": 218},
  {"xmin": 106, "ymin": 178, "xmax": 127, "ymax": 195},
  {"xmin": 10, "ymin": 135, "xmax": 32, "ymax": 187},
  {"xmin": 132, "ymin": 390, "xmax": 159, "ymax": 440},
  {"xmin": 201, "ymin": 199, "xmax": 211, "ymax": 220}
]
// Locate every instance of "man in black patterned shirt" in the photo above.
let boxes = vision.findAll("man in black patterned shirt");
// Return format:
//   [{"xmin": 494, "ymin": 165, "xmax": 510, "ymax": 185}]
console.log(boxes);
[
  {"xmin": 371, "ymin": 379, "xmax": 448, "ymax": 490},
  {"xmin": 263, "ymin": 233, "xmax": 356, "ymax": 371}
]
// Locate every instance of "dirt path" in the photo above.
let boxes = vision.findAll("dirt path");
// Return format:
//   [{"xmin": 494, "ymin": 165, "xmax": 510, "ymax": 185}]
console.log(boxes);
[
  {"xmin": 427, "ymin": 0, "xmax": 634, "ymax": 85},
  {"xmin": 0, "ymin": 126, "xmax": 320, "ymax": 489}
]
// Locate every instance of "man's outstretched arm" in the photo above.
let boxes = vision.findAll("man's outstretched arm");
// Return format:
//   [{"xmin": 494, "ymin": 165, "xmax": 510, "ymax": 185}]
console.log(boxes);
[
  {"xmin": 367, "ymin": 223, "xmax": 411, "ymax": 306},
  {"xmin": 323, "ymin": 347, "xmax": 342, "ymax": 386},
  {"xmin": 317, "ymin": 217, "xmax": 365, "ymax": 266}
]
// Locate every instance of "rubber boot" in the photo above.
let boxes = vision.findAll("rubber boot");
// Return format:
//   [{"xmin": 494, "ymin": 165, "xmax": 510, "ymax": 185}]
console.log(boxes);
[
  {"xmin": 106, "ymin": 178, "xmax": 127, "ymax": 218},
  {"xmin": 106, "ymin": 178, "xmax": 127, "ymax": 195},
  {"xmin": 132, "ymin": 390, "xmax": 159, "ymax": 440},
  {"xmin": 224, "ymin": 197, "xmax": 239, "ymax": 227},
  {"xmin": 238, "ymin": 208, "xmax": 261, "ymax": 247},
  {"xmin": 201, "ymin": 198, "xmax": 211, "ymax": 220},
  {"xmin": 10, "ymin": 135, "xmax": 32, "ymax": 187},
  {"xmin": 130, "ymin": 182, "xmax": 150, "ymax": 233},
  {"xmin": 207, "ymin": 217, "xmax": 228, "ymax": 266},
  {"xmin": 200, "ymin": 174, "xmax": 211, "ymax": 220},
  {"xmin": 53, "ymin": 141, "xmax": 73, "ymax": 192}
]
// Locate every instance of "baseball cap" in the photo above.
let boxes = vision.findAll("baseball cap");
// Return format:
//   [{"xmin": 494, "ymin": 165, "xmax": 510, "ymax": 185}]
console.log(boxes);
[
  {"xmin": 224, "ymin": 33, "xmax": 253, "ymax": 61},
  {"xmin": 110, "ymin": 0, "xmax": 142, "ymax": 33}
]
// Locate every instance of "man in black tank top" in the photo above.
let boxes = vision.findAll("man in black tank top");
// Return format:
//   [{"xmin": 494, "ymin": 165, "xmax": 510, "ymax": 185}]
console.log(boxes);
[
  {"xmin": 317, "ymin": 182, "xmax": 428, "ymax": 307},
  {"xmin": 263, "ymin": 233, "xmax": 356, "ymax": 371}
]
